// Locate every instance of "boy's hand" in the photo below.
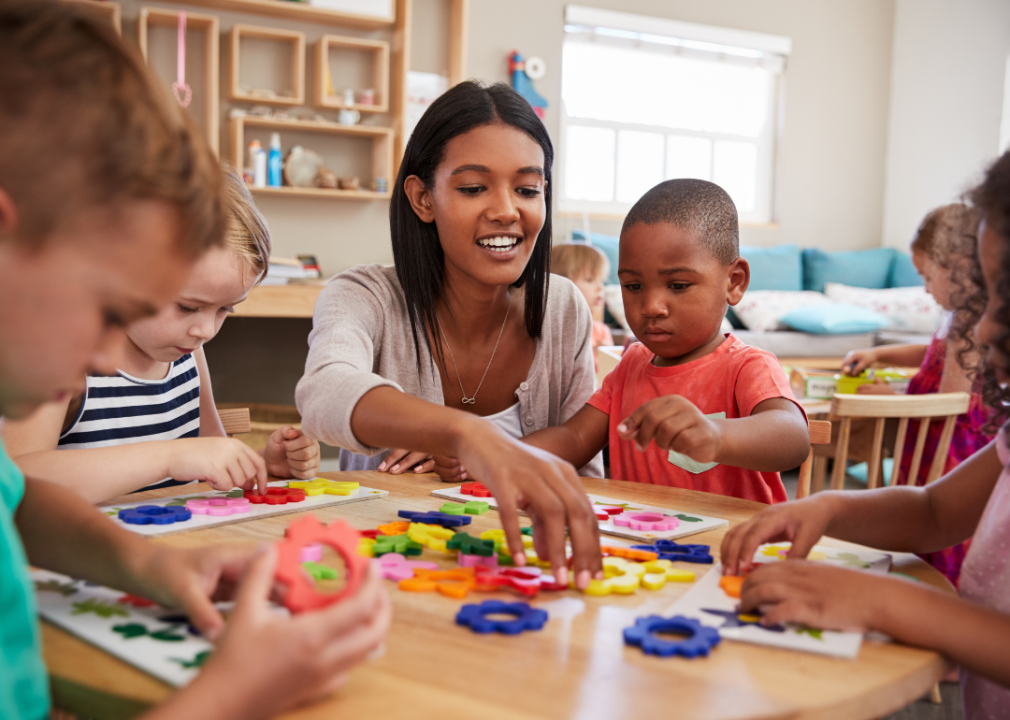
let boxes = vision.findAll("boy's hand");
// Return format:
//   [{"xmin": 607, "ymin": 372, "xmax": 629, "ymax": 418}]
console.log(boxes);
[
  {"xmin": 739, "ymin": 561, "xmax": 885, "ymax": 632},
  {"xmin": 196, "ymin": 548, "xmax": 391, "ymax": 718},
  {"xmin": 264, "ymin": 426, "xmax": 321, "ymax": 480},
  {"xmin": 167, "ymin": 438, "xmax": 268, "ymax": 494},
  {"xmin": 378, "ymin": 449, "xmax": 435, "ymax": 475},
  {"xmin": 842, "ymin": 349, "xmax": 877, "ymax": 376},
  {"xmin": 617, "ymin": 396, "xmax": 722, "ymax": 462},
  {"xmin": 432, "ymin": 455, "xmax": 467, "ymax": 482},
  {"xmin": 720, "ymin": 495, "xmax": 834, "ymax": 576}
]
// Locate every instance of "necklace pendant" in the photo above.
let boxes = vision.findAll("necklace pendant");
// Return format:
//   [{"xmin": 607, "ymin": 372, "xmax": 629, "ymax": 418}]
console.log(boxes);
[{"xmin": 462, "ymin": 397, "xmax": 476, "ymax": 405}]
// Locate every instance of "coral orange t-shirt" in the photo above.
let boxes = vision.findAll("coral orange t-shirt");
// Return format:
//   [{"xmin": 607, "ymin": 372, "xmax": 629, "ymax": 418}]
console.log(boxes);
[{"xmin": 587, "ymin": 336, "xmax": 802, "ymax": 504}]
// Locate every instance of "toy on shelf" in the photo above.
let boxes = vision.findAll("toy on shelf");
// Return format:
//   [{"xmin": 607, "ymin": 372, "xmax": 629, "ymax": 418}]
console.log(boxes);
[
  {"xmin": 623, "ymin": 616, "xmax": 721, "ymax": 658},
  {"xmin": 456, "ymin": 600, "xmax": 548, "ymax": 635},
  {"xmin": 118, "ymin": 506, "xmax": 191, "ymax": 525},
  {"xmin": 171, "ymin": 12, "xmax": 192, "ymax": 108},
  {"xmin": 275, "ymin": 515, "xmax": 368, "ymax": 613},
  {"xmin": 509, "ymin": 51, "xmax": 548, "ymax": 119}
]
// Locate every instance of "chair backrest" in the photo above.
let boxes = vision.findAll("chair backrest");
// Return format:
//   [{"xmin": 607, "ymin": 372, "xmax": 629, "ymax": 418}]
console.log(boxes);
[
  {"xmin": 827, "ymin": 392, "xmax": 970, "ymax": 491},
  {"xmin": 796, "ymin": 420, "xmax": 832, "ymax": 499},
  {"xmin": 217, "ymin": 407, "xmax": 251, "ymax": 436}
]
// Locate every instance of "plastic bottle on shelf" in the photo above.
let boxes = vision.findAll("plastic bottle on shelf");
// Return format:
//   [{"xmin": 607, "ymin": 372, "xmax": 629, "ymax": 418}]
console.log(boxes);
[
  {"xmin": 249, "ymin": 139, "xmax": 266, "ymax": 188},
  {"xmin": 267, "ymin": 132, "xmax": 282, "ymax": 188}
]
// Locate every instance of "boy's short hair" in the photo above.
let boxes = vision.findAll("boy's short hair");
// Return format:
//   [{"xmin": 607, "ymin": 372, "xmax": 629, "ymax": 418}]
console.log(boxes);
[
  {"xmin": 621, "ymin": 179, "xmax": 739, "ymax": 265},
  {"xmin": 0, "ymin": 0, "xmax": 224, "ymax": 256},
  {"xmin": 222, "ymin": 165, "xmax": 271, "ymax": 282},
  {"xmin": 551, "ymin": 242, "xmax": 609, "ymax": 283}
]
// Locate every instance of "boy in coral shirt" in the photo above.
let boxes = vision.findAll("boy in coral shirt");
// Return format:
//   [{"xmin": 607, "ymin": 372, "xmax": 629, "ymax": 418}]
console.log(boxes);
[{"xmin": 525, "ymin": 179, "xmax": 809, "ymax": 503}]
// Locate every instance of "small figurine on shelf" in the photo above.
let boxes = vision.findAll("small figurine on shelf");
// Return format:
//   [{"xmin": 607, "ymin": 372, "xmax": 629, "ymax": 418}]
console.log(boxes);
[
  {"xmin": 249, "ymin": 139, "xmax": 266, "ymax": 188},
  {"xmin": 267, "ymin": 133, "xmax": 283, "ymax": 187},
  {"xmin": 372, "ymin": 177, "xmax": 388, "ymax": 194},
  {"xmin": 509, "ymin": 51, "xmax": 548, "ymax": 119},
  {"xmin": 359, "ymin": 88, "xmax": 375, "ymax": 106},
  {"xmin": 337, "ymin": 175, "xmax": 360, "ymax": 191},
  {"xmin": 316, "ymin": 169, "xmax": 338, "ymax": 189},
  {"xmin": 338, "ymin": 88, "xmax": 360, "ymax": 125}
]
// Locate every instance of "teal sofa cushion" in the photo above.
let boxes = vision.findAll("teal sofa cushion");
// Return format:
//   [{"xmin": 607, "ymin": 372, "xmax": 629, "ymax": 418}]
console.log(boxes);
[
  {"xmin": 802, "ymin": 248, "xmax": 896, "ymax": 293},
  {"xmin": 740, "ymin": 244, "xmax": 803, "ymax": 291},
  {"xmin": 888, "ymin": 251, "xmax": 924, "ymax": 287},
  {"xmin": 781, "ymin": 303, "xmax": 889, "ymax": 334}
]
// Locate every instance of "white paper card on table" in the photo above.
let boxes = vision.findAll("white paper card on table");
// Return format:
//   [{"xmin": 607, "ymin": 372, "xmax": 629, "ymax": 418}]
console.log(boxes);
[
  {"xmin": 431, "ymin": 486, "xmax": 728, "ymax": 542},
  {"xmin": 106, "ymin": 480, "xmax": 388, "ymax": 537},
  {"xmin": 33, "ymin": 569, "xmax": 217, "ymax": 687},
  {"xmin": 665, "ymin": 543, "xmax": 892, "ymax": 659}
]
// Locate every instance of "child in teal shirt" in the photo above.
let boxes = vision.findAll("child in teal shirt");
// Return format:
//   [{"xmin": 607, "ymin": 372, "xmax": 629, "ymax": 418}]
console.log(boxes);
[{"xmin": 0, "ymin": 2, "xmax": 389, "ymax": 718}]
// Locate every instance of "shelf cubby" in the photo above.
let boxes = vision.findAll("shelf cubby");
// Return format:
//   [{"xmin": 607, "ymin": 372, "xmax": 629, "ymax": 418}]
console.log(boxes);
[
  {"xmin": 229, "ymin": 24, "xmax": 305, "ymax": 107},
  {"xmin": 153, "ymin": 0, "xmax": 394, "ymax": 30},
  {"xmin": 67, "ymin": 0, "xmax": 121, "ymax": 34},
  {"xmin": 230, "ymin": 116, "xmax": 393, "ymax": 201},
  {"xmin": 314, "ymin": 35, "xmax": 390, "ymax": 114},
  {"xmin": 138, "ymin": 7, "xmax": 220, "ymax": 153}
]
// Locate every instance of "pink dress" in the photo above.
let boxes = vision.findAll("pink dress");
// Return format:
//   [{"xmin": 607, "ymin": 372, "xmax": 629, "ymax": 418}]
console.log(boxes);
[
  {"xmin": 958, "ymin": 430, "xmax": 1010, "ymax": 718},
  {"xmin": 894, "ymin": 332, "xmax": 995, "ymax": 586}
]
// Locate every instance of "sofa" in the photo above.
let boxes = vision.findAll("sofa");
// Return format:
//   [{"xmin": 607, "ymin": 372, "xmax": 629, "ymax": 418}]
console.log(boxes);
[{"xmin": 571, "ymin": 231, "xmax": 939, "ymax": 358}]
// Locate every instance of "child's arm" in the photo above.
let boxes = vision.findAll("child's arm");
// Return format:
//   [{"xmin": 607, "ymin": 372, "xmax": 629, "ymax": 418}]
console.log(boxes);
[
  {"xmin": 2, "ymin": 402, "xmax": 268, "ymax": 502},
  {"xmin": 195, "ymin": 347, "xmax": 321, "ymax": 479},
  {"xmin": 721, "ymin": 440, "xmax": 1002, "ymax": 575},
  {"xmin": 740, "ymin": 562, "xmax": 1010, "ymax": 689},
  {"xmin": 522, "ymin": 405, "xmax": 610, "ymax": 471},
  {"xmin": 617, "ymin": 396, "xmax": 810, "ymax": 473},
  {"xmin": 17, "ymin": 477, "xmax": 390, "ymax": 720},
  {"xmin": 842, "ymin": 344, "xmax": 928, "ymax": 376}
]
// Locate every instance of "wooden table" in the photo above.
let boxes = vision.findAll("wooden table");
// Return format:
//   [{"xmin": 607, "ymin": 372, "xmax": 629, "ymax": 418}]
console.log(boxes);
[
  {"xmin": 43, "ymin": 473, "xmax": 952, "ymax": 720},
  {"xmin": 230, "ymin": 284, "xmax": 323, "ymax": 318}
]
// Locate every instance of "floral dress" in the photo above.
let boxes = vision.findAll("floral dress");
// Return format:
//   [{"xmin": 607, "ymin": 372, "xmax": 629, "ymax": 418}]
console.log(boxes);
[{"xmin": 894, "ymin": 332, "xmax": 995, "ymax": 586}]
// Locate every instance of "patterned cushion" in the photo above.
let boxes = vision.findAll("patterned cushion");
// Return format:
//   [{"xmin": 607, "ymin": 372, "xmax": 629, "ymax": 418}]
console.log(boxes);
[
  {"xmin": 733, "ymin": 291, "xmax": 831, "ymax": 332},
  {"xmin": 823, "ymin": 283, "xmax": 942, "ymax": 333}
]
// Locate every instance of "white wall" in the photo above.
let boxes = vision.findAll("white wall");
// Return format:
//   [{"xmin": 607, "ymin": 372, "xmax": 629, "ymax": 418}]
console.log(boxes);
[
  {"xmin": 466, "ymin": 0, "xmax": 896, "ymax": 251},
  {"xmin": 882, "ymin": 0, "xmax": 1010, "ymax": 248}
]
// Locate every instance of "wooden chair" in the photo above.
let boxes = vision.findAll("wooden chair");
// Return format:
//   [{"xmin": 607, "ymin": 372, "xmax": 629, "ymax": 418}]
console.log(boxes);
[
  {"xmin": 796, "ymin": 419, "xmax": 833, "ymax": 500},
  {"xmin": 827, "ymin": 393, "xmax": 971, "ymax": 491},
  {"xmin": 217, "ymin": 407, "xmax": 251, "ymax": 436}
]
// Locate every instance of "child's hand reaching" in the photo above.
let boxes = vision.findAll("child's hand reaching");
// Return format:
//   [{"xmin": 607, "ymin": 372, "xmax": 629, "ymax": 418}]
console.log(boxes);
[
  {"xmin": 841, "ymin": 349, "xmax": 878, "ymax": 376},
  {"xmin": 166, "ymin": 438, "xmax": 268, "ymax": 494},
  {"xmin": 263, "ymin": 426, "xmax": 321, "ymax": 479},
  {"xmin": 134, "ymin": 544, "xmax": 391, "ymax": 719},
  {"xmin": 739, "ymin": 561, "xmax": 887, "ymax": 632},
  {"xmin": 720, "ymin": 495, "xmax": 835, "ymax": 576},
  {"xmin": 616, "ymin": 396, "xmax": 722, "ymax": 462}
]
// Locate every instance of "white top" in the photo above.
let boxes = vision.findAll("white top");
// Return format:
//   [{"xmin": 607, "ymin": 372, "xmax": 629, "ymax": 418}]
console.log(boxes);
[{"xmin": 482, "ymin": 402, "xmax": 523, "ymax": 440}]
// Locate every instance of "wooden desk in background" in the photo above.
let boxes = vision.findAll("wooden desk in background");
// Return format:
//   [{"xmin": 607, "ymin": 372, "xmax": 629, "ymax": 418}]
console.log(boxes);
[
  {"xmin": 231, "ymin": 284, "xmax": 323, "ymax": 318},
  {"xmin": 43, "ymin": 473, "xmax": 951, "ymax": 720}
]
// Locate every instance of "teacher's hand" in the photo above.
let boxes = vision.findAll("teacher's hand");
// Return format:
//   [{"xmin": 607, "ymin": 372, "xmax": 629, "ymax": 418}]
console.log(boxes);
[{"xmin": 455, "ymin": 419, "xmax": 602, "ymax": 589}]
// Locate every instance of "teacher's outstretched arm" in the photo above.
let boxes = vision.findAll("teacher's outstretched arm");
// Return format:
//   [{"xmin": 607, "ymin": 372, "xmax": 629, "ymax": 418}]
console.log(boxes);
[{"xmin": 350, "ymin": 386, "xmax": 602, "ymax": 588}]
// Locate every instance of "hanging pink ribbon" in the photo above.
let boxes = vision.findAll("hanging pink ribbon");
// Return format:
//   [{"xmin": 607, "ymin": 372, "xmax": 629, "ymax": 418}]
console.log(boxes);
[{"xmin": 171, "ymin": 12, "xmax": 192, "ymax": 108}]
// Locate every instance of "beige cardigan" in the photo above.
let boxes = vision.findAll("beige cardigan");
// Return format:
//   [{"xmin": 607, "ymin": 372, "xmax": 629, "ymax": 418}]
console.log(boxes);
[{"xmin": 296, "ymin": 264, "xmax": 603, "ymax": 477}]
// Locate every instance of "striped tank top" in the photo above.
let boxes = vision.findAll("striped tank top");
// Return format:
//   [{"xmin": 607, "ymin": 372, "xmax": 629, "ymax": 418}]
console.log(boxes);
[{"xmin": 59, "ymin": 354, "xmax": 201, "ymax": 489}]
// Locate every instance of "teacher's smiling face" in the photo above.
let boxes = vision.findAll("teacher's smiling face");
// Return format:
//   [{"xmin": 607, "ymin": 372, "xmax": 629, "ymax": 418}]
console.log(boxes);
[{"xmin": 404, "ymin": 122, "xmax": 547, "ymax": 288}]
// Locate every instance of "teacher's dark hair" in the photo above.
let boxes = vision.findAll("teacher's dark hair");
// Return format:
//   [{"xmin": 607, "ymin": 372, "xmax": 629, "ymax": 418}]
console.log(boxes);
[{"xmin": 390, "ymin": 80, "xmax": 553, "ymax": 372}]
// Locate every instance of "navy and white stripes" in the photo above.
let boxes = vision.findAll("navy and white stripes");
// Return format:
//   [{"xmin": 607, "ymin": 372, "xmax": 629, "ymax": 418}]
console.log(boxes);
[{"xmin": 58, "ymin": 352, "xmax": 201, "ymax": 488}]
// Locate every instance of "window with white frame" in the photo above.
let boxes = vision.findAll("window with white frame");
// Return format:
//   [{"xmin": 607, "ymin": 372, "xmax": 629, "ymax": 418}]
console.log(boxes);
[{"xmin": 559, "ymin": 7, "xmax": 791, "ymax": 224}]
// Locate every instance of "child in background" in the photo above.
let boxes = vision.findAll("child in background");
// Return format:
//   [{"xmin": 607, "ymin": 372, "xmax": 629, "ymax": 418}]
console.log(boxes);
[
  {"xmin": 2, "ymin": 169, "xmax": 320, "ymax": 503},
  {"xmin": 551, "ymin": 243, "xmax": 614, "ymax": 370},
  {"xmin": 525, "ymin": 179, "xmax": 810, "ymax": 503},
  {"xmin": 721, "ymin": 151, "xmax": 1010, "ymax": 720},
  {"xmin": 0, "ymin": 4, "xmax": 387, "ymax": 719},
  {"xmin": 842, "ymin": 203, "xmax": 997, "ymax": 586}
]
